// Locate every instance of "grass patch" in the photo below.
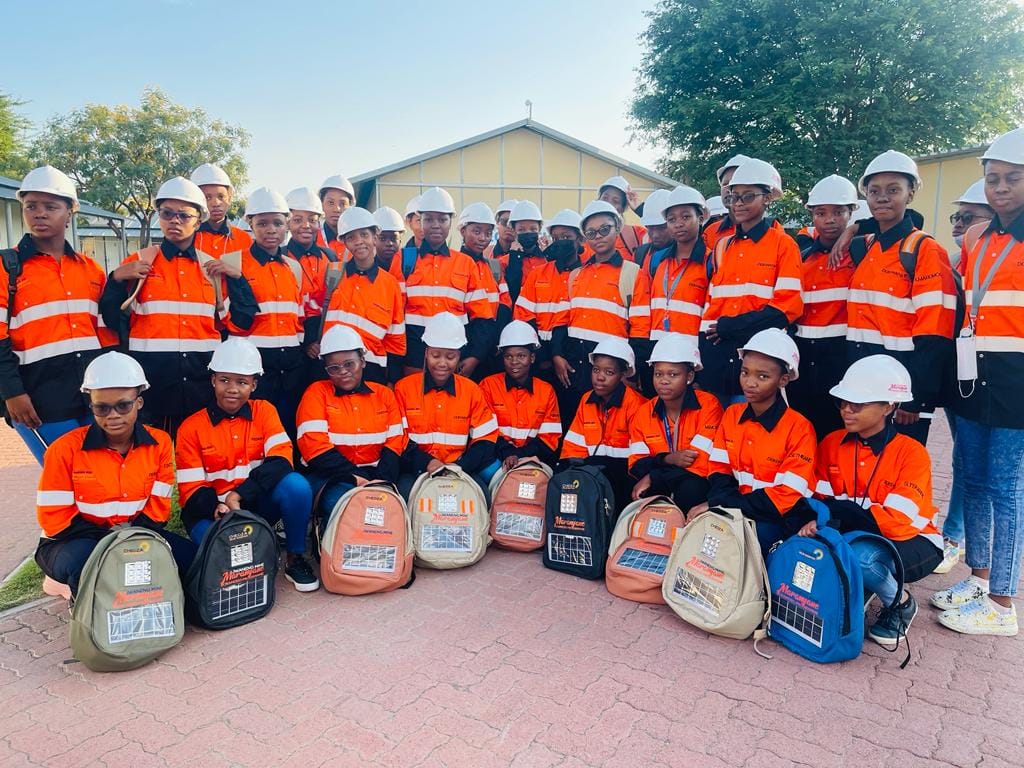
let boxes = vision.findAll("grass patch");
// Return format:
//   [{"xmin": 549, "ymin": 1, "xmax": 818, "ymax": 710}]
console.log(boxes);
[{"xmin": 0, "ymin": 558, "xmax": 45, "ymax": 613}]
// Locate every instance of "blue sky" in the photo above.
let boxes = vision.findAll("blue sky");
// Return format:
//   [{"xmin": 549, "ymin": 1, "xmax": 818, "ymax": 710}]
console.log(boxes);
[{"xmin": 8, "ymin": 0, "xmax": 662, "ymax": 193}]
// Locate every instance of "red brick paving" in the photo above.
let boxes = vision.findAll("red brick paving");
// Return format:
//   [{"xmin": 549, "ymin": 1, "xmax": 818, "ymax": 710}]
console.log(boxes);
[
  {"xmin": 0, "ymin": 427, "xmax": 40, "ymax": 580},
  {"xmin": 0, "ymin": 412, "xmax": 1021, "ymax": 767}
]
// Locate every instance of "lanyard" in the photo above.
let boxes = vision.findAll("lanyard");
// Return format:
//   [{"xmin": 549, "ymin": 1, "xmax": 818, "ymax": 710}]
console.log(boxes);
[
  {"xmin": 660, "ymin": 410, "xmax": 682, "ymax": 450},
  {"xmin": 661, "ymin": 258, "xmax": 688, "ymax": 331},
  {"xmin": 850, "ymin": 440, "xmax": 885, "ymax": 507},
  {"xmin": 969, "ymin": 233, "xmax": 1019, "ymax": 328}
]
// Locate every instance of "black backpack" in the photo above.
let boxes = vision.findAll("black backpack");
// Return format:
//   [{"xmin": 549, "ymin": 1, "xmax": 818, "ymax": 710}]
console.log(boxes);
[
  {"xmin": 184, "ymin": 510, "xmax": 279, "ymax": 630},
  {"xmin": 542, "ymin": 464, "xmax": 617, "ymax": 580}
]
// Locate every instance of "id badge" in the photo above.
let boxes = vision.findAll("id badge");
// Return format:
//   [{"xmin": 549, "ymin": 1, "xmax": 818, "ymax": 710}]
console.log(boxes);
[{"xmin": 956, "ymin": 328, "xmax": 978, "ymax": 382}]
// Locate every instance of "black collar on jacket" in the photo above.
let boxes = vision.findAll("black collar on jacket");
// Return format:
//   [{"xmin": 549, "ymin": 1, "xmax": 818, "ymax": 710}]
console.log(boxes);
[
  {"xmin": 16, "ymin": 234, "xmax": 77, "ymax": 262},
  {"xmin": 82, "ymin": 420, "xmax": 156, "ymax": 450},
  {"xmin": 250, "ymin": 243, "xmax": 284, "ymax": 266},
  {"xmin": 159, "ymin": 239, "xmax": 198, "ymax": 261},
  {"xmin": 841, "ymin": 422, "xmax": 895, "ymax": 455},
  {"xmin": 586, "ymin": 381, "xmax": 626, "ymax": 409},
  {"xmin": 335, "ymin": 381, "xmax": 373, "ymax": 397},
  {"xmin": 735, "ymin": 218, "xmax": 771, "ymax": 243},
  {"xmin": 653, "ymin": 387, "xmax": 701, "ymax": 416},
  {"xmin": 419, "ymin": 240, "xmax": 450, "ymax": 257},
  {"xmin": 876, "ymin": 213, "xmax": 916, "ymax": 252},
  {"xmin": 987, "ymin": 211, "xmax": 1024, "ymax": 242},
  {"xmin": 738, "ymin": 393, "xmax": 788, "ymax": 432},
  {"xmin": 504, "ymin": 373, "xmax": 534, "ymax": 393},
  {"xmin": 207, "ymin": 402, "xmax": 253, "ymax": 425},
  {"xmin": 344, "ymin": 258, "xmax": 379, "ymax": 282},
  {"xmin": 423, "ymin": 374, "xmax": 456, "ymax": 396},
  {"xmin": 198, "ymin": 219, "xmax": 231, "ymax": 236}
]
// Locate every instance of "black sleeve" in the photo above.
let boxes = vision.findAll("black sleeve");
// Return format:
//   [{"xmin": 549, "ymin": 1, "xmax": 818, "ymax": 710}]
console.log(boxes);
[
  {"xmin": 629, "ymin": 337, "xmax": 654, "ymax": 372},
  {"xmin": 853, "ymin": 218, "xmax": 879, "ymax": 237},
  {"xmin": 305, "ymin": 447, "xmax": 359, "ymax": 486},
  {"xmin": 180, "ymin": 486, "xmax": 219, "ymax": 531},
  {"xmin": 550, "ymin": 325, "xmax": 568, "ymax": 359},
  {"xmin": 823, "ymin": 498, "xmax": 883, "ymax": 535},
  {"xmin": 225, "ymin": 275, "xmax": 257, "ymax": 331},
  {"xmin": 707, "ymin": 472, "xmax": 810, "ymax": 532},
  {"xmin": 515, "ymin": 437, "xmax": 557, "ymax": 468},
  {"xmin": 0, "ymin": 336, "xmax": 24, "ymax": 400},
  {"xmin": 386, "ymin": 354, "xmax": 403, "ymax": 384},
  {"xmin": 233, "ymin": 456, "xmax": 291, "ymax": 506},
  {"xmin": 495, "ymin": 437, "xmax": 518, "ymax": 461},
  {"xmin": 630, "ymin": 454, "xmax": 664, "ymax": 480},
  {"xmin": 905, "ymin": 335, "xmax": 952, "ymax": 413},
  {"xmin": 794, "ymin": 233, "xmax": 814, "ymax": 251},
  {"xmin": 707, "ymin": 471, "xmax": 747, "ymax": 510},
  {"xmin": 648, "ymin": 464, "xmax": 689, "ymax": 492},
  {"xmin": 401, "ymin": 442, "xmax": 436, "ymax": 475},
  {"xmin": 98, "ymin": 275, "xmax": 130, "ymax": 340},
  {"xmin": 376, "ymin": 447, "xmax": 401, "ymax": 485},
  {"xmin": 464, "ymin": 317, "xmax": 497, "ymax": 362},
  {"xmin": 457, "ymin": 439, "xmax": 496, "ymax": 475},
  {"xmin": 715, "ymin": 305, "xmax": 789, "ymax": 341},
  {"xmin": 302, "ymin": 316, "xmax": 321, "ymax": 347}
]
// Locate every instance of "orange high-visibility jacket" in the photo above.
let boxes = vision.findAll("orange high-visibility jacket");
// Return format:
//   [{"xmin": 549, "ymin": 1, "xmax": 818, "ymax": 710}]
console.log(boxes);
[
  {"xmin": 194, "ymin": 222, "xmax": 252, "ymax": 258},
  {"xmin": 628, "ymin": 389, "xmax": 723, "ymax": 478},
  {"xmin": 388, "ymin": 244, "xmax": 495, "ymax": 327},
  {"xmin": 629, "ymin": 240, "xmax": 709, "ymax": 340},
  {"xmin": 228, "ymin": 246, "xmax": 303, "ymax": 348},
  {"xmin": 479, "ymin": 373, "xmax": 562, "ymax": 459},
  {"xmin": 316, "ymin": 227, "xmax": 351, "ymax": 262},
  {"xmin": 514, "ymin": 260, "xmax": 572, "ymax": 342},
  {"xmin": 567, "ymin": 253, "xmax": 636, "ymax": 343},
  {"xmin": 288, "ymin": 240, "xmax": 339, "ymax": 320},
  {"xmin": 583, "ymin": 224, "xmax": 648, "ymax": 263},
  {"xmin": 561, "ymin": 384, "xmax": 646, "ymax": 460},
  {"xmin": 702, "ymin": 216, "xmax": 735, "ymax": 251},
  {"xmin": 323, "ymin": 260, "xmax": 406, "ymax": 367},
  {"xmin": 795, "ymin": 237, "xmax": 856, "ymax": 341}
]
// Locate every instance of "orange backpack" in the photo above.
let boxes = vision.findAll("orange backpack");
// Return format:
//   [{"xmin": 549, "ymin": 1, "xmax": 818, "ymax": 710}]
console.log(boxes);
[
  {"xmin": 487, "ymin": 460, "xmax": 553, "ymax": 551},
  {"xmin": 318, "ymin": 482, "xmax": 414, "ymax": 595},
  {"xmin": 605, "ymin": 495, "xmax": 686, "ymax": 604}
]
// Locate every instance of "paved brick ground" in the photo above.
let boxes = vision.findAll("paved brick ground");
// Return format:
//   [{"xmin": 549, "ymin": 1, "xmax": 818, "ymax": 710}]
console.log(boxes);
[
  {"xmin": 1, "ymin": 415, "xmax": 1022, "ymax": 768},
  {"xmin": 0, "ymin": 428, "xmax": 40, "ymax": 580}
]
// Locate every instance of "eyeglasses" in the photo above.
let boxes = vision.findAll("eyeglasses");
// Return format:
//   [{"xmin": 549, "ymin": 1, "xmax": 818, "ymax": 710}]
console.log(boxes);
[
  {"xmin": 834, "ymin": 399, "xmax": 887, "ymax": 413},
  {"xmin": 325, "ymin": 360, "xmax": 362, "ymax": 375},
  {"xmin": 949, "ymin": 212, "xmax": 991, "ymax": 226},
  {"xmin": 158, "ymin": 208, "xmax": 199, "ymax": 223},
  {"xmin": 88, "ymin": 399, "xmax": 137, "ymax": 417},
  {"xmin": 583, "ymin": 224, "xmax": 616, "ymax": 240},
  {"xmin": 722, "ymin": 191, "xmax": 766, "ymax": 206}
]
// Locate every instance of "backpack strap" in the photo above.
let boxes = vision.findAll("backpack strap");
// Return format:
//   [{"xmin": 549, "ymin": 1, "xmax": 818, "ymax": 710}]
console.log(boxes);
[
  {"xmin": 318, "ymin": 264, "xmax": 345, "ymax": 340},
  {"xmin": 897, "ymin": 230, "xmax": 931, "ymax": 282},
  {"xmin": 281, "ymin": 254, "xmax": 303, "ymax": 288},
  {"xmin": 118, "ymin": 245, "xmax": 162, "ymax": 311},
  {"xmin": 708, "ymin": 235, "xmax": 732, "ymax": 281},
  {"xmin": 848, "ymin": 235, "xmax": 872, "ymax": 267},
  {"xmin": 567, "ymin": 266, "xmax": 581, "ymax": 298},
  {"xmin": 618, "ymin": 259, "xmax": 640, "ymax": 308},
  {"xmin": 842, "ymin": 530, "xmax": 909, "ymax": 667},
  {"xmin": 633, "ymin": 243, "xmax": 652, "ymax": 273},
  {"xmin": 401, "ymin": 246, "xmax": 418, "ymax": 278},
  {"xmin": 194, "ymin": 249, "xmax": 228, "ymax": 313},
  {"xmin": 963, "ymin": 221, "xmax": 987, "ymax": 259},
  {"xmin": 2, "ymin": 248, "xmax": 21, "ymax": 320},
  {"xmin": 620, "ymin": 225, "xmax": 640, "ymax": 257},
  {"xmin": 484, "ymin": 257, "xmax": 503, "ymax": 286}
]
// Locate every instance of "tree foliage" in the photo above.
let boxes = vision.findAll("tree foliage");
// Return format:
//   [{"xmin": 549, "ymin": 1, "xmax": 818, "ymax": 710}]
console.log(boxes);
[
  {"xmin": 0, "ymin": 92, "xmax": 31, "ymax": 178},
  {"xmin": 632, "ymin": 0, "xmax": 1024, "ymax": 208},
  {"xmin": 31, "ymin": 88, "xmax": 249, "ymax": 245}
]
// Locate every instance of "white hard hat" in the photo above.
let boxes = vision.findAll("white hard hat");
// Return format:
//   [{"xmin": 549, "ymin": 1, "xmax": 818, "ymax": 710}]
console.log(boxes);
[
  {"xmin": 417, "ymin": 186, "xmax": 456, "ymax": 215},
  {"xmin": 661, "ymin": 185, "xmax": 707, "ymax": 217},
  {"xmin": 509, "ymin": 200, "xmax": 543, "ymax": 224},
  {"xmin": 320, "ymin": 325, "xmax": 366, "ymax": 357},
  {"xmin": 859, "ymin": 150, "xmax": 922, "ymax": 193},
  {"xmin": 496, "ymin": 199, "xmax": 519, "ymax": 216},
  {"xmin": 338, "ymin": 207, "xmax": 379, "ymax": 237},
  {"xmin": 852, "ymin": 200, "xmax": 871, "ymax": 222},
  {"xmin": 639, "ymin": 190, "xmax": 671, "ymax": 226},
  {"xmin": 729, "ymin": 159, "xmax": 783, "ymax": 200},
  {"xmin": 980, "ymin": 127, "xmax": 1024, "ymax": 167},
  {"xmin": 404, "ymin": 195, "xmax": 422, "ymax": 217},
  {"xmin": 18, "ymin": 166, "xmax": 79, "ymax": 211},
  {"xmin": 458, "ymin": 202, "xmax": 495, "ymax": 229},
  {"xmin": 209, "ymin": 337, "xmax": 263, "ymax": 376},
  {"xmin": 421, "ymin": 311, "xmax": 467, "ymax": 349},
  {"xmin": 648, "ymin": 333, "xmax": 702, "ymax": 371},
  {"xmin": 599, "ymin": 176, "xmax": 630, "ymax": 195},
  {"xmin": 546, "ymin": 209, "xmax": 583, "ymax": 233},
  {"xmin": 738, "ymin": 329, "xmax": 800, "ymax": 381},
  {"xmin": 706, "ymin": 196, "xmax": 727, "ymax": 217},
  {"xmin": 580, "ymin": 199, "xmax": 623, "ymax": 230},
  {"xmin": 498, "ymin": 320, "xmax": 540, "ymax": 349},
  {"xmin": 716, "ymin": 154, "xmax": 751, "ymax": 184},
  {"xmin": 806, "ymin": 174, "xmax": 858, "ymax": 208},
  {"xmin": 319, "ymin": 175, "xmax": 355, "ymax": 199},
  {"xmin": 952, "ymin": 179, "xmax": 988, "ymax": 206},
  {"xmin": 189, "ymin": 163, "xmax": 233, "ymax": 190},
  {"xmin": 285, "ymin": 186, "xmax": 324, "ymax": 215},
  {"xmin": 81, "ymin": 351, "xmax": 149, "ymax": 392},
  {"xmin": 373, "ymin": 206, "xmax": 405, "ymax": 232},
  {"xmin": 589, "ymin": 337, "xmax": 636, "ymax": 378},
  {"xmin": 829, "ymin": 355, "xmax": 913, "ymax": 404},
  {"xmin": 244, "ymin": 187, "xmax": 289, "ymax": 217},
  {"xmin": 155, "ymin": 176, "xmax": 209, "ymax": 221}
]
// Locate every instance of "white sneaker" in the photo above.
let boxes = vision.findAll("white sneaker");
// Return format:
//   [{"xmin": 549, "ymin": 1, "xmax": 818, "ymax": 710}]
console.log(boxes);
[
  {"xmin": 930, "ymin": 577, "xmax": 986, "ymax": 610},
  {"xmin": 932, "ymin": 540, "xmax": 960, "ymax": 574},
  {"xmin": 937, "ymin": 597, "xmax": 1019, "ymax": 637}
]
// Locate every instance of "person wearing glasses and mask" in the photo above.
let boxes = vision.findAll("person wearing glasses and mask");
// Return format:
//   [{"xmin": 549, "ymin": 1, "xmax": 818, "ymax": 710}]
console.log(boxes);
[
  {"xmin": 594, "ymin": 176, "xmax": 647, "ymax": 262},
  {"xmin": 35, "ymin": 352, "xmax": 197, "ymax": 597},
  {"xmin": 100, "ymin": 177, "xmax": 257, "ymax": 437},
  {"xmin": 949, "ymin": 179, "xmax": 994, "ymax": 268}
]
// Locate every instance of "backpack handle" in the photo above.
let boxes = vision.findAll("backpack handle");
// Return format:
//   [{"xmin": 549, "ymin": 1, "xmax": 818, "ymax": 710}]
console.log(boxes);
[{"xmin": 807, "ymin": 498, "xmax": 831, "ymax": 529}]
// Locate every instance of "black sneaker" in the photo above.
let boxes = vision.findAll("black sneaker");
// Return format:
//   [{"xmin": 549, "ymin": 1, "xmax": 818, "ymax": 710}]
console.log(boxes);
[
  {"xmin": 869, "ymin": 593, "xmax": 917, "ymax": 650},
  {"xmin": 284, "ymin": 555, "xmax": 320, "ymax": 592}
]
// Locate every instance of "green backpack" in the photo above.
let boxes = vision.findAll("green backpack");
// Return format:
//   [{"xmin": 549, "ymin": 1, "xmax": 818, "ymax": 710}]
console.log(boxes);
[{"xmin": 69, "ymin": 527, "xmax": 185, "ymax": 672}]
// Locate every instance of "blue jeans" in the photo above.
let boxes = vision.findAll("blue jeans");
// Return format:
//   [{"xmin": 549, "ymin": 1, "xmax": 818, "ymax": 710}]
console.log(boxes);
[
  {"xmin": 954, "ymin": 415, "xmax": 1024, "ymax": 597},
  {"xmin": 943, "ymin": 411, "xmax": 965, "ymax": 543},
  {"xmin": 307, "ymin": 476, "xmax": 355, "ymax": 530},
  {"xmin": 189, "ymin": 472, "xmax": 313, "ymax": 555},
  {"xmin": 849, "ymin": 538, "xmax": 899, "ymax": 606},
  {"xmin": 13, "ymin": 415, "xmax": 92, "ymax": 465}
]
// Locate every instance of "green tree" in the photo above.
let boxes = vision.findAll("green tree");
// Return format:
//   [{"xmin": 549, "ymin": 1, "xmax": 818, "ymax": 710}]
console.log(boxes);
[
  {"xmin": 632, "ymin": 0, "xmax": 1024, "ymax": 216},
  {"xmin": 32, "ymin": 88, "xmax": 249, "ymax": 245},
  {"xmin": 0, "ymin": 91, "xmax": 31, "ymax": 178}
]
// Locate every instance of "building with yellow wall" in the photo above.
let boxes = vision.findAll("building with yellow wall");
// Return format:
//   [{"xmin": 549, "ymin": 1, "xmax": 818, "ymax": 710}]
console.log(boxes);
[{"xmin": 915, "ymin": 146, "xmax": 989, "ymax": 254}]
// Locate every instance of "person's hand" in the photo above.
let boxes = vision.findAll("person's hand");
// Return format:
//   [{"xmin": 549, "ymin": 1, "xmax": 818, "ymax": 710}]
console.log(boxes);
[
  {"xmin": 426, "ymin": 459, "xmax": 445, "ymax": 473},
  {"xmin": 457, "ymin": 357, "xmax": 479, "ymax": 377},
  {"xmin": 353, "ymin": 474, "xmax": 370, "ymax": 487},
  {"xmin": 626, "ymin": 188, "xmax": 641, "ymax": 213},
  {"xmin": 705, "ymin": 322, "xmax": 720, "ymax": 345},
  {"xmin": 224, "ymin": 491, "xmax": 242, "ymax": 510},
  {"xmin": 509, "ymin": 239, "xmax": 523, "ymax": 252},
  {"xmin": 797, "ymin": 520, "xmax": 818, "ymax": 538},
  {"xmin": 112, "ymin": 260, "xmax": 151, "ymax": 283},
  {"xmin": 4, "ymin": 394, "xmax": 40, "ymax": 428},
  {"xmin": 632, "ymin": 475, "xmax": 652, "ymax": 501},
  {"xmin": 552, "ymin": 355, "xmax": 575, "ymax": 388},
  {"xmin": 538, "ymin": 233, "xmax": 552, "ymax": 250},
  {"xmin": 204, "ymin": 259, "xmax": 242, "ymax": 279},
  {"xmin": 893, "ymin": 409, "xmax": 920, "ymax": 425},
  {"xmin": 214, "ymin": 502, "xmax": 231, "ymax": 520},
  {"xmin": 828, "ymin": 224, "xmax": 859, "ymax": 269},
  {"xmin": 306, "ymin": 342, "xmax": 321, "ymax": 359},
  {"xmin": 502, "ymin": 455, "xmax": 519, "ymax": 471},
  {"xmin": 687, "ymin": 502, "xmax": 709, "ymax": 521},
  {"xmin": 664, "ymin": 449, "xmax": 699, "ymax": 469}
]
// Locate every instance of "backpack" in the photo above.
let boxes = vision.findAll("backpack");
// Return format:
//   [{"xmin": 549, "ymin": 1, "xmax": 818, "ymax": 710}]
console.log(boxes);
[
  {"xmin": 183, "ymin": 509, "xmax": 279, "ymax": 630},
  {"xmin": 319, "ymin": 481, "xmax": 414, "ymax": 594},
  {"xmin": 408, "ymin": 465, "xmax": 490, "ymax": 569},
  {"xmin": 487, "ymin": 460, "xmax": 553, "ymax": 551},
  {"xmin": 401, "ymin": 245, "xmax": 418, "ymax": 278},
  {"xmin": 542, "ymin": 464, "xmax": 617, "ymax": 580},
  {"xmin": 661, "ymin": 507, "xmax": 771, "ymax": 645},
  {"xmin": 69, "ymin": 526, "xmax": 185, "ymax": 672},
  {"xmin": 605, "ymin": 495, "xmax": 686, "ymax": 604}
]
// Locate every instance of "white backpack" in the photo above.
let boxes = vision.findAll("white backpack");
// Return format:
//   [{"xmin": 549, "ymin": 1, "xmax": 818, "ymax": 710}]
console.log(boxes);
[{"xmin": 408, "ymin": 465, "xmax": 490, "ymax": 569}]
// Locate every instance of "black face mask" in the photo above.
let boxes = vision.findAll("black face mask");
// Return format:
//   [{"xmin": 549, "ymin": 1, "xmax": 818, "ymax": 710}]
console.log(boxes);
[
  {"xmin": 516, "ymin": 232, "xmax": 540, "ymax": 251},
  {"xmin": 544, "ymin": 239, "xmax": 579, "ymax": 266}
]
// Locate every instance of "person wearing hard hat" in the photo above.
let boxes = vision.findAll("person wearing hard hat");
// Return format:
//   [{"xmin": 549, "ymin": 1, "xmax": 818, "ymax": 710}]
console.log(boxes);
[
  {"xmin": 932, "ymin": 127, "xmax": 1024, "ymax": 637},
  {"xmin": 705, "ymin": 329, "xmax": 816, "ymax": 555},
  {"xmin": 843, "ymin": 150, "xmax": 958, "ymax": 446},
  {"xmin": 393, "ymin": 312, "xmax": 500, "ymax": 498},
  {"xmin": 479, "ymin": 321, "xmax": 561, "ymax": 471},
  {"xmin": 503, "ymin": 200, "xmax": 548, "ymax": 305},
  {"xmin": 699, "ymin": 158, "xmax": 803, "ymax": 407},
  {"xmin": 634, "ymin": 189, "xmax": 674, "ymax": 270},
  {"xmin": 702, "ymin": 153, "xmax": 750, "ymax": 250},
  {"xmin": 560, "ymin": 337, "xmax": 646, "ymax": 510},
  {"xmin": 628, "ymin": 334, "xmax": 723, "ymax": 512},
  {"xmin": 801, "ymin": 355, "xmax": 942, "ymax": 649},
  {"xmin": 373, "ymin": 206, "xmax": 405, "ymax": 270},
  {"xmin": 704, "ymin": 195, "xmax": 727, "ymax": 228},
  {"xmin": 387, "ymin": 187, "xmax": 496, "ymax": 378},
  {"xmin": 322, "ymin": 207, "xmax": 405, "ymax": 383},
  {"xmin": 949, "ymin": 179, "xmax": 993, "ymax": 265},
  {"xmin": 1, "ymin": 166, "xmax": 118, "ymax": 463},
  {"xmin": 316, "ymin": 175, "xmax": 355, "ymax": 260},
  {"xmin": 296, "ymin": 325, "xmax": 407, "ymax": 527},
  {"xmin": 190, "ymin": 163, "xmax": 253, "ymax": 257},
  {"xmin": 100, "ymin": 176, "xmax": 257, "ymax": 437},
  {"xmin": 457, "ymin": 202, "xmax": 509, "ymax": 380},
  {"xmin": 785, "ymin": 174, "xmax": 860, "ymax": 439},
  {"xmin": 595, "ymin": 175, "xmax": 647, "ymax": 262},
  {"xmin": 629, "ymin": 185, "xmax": 709, "ymax": 397},
  {"xmin": 403, "ymin": 195, "xmax": 424, "ymax": 250},
  {"xmin": 35, "ymin": 352, "xmax": 197, "ymax": 597},
  {"xmin": 175, "ymin": 337, "xmax": 318, "ymax": 591},
  {"xmin": 484, "ymin": 199, "xmax": 518, "ymax": 262}
]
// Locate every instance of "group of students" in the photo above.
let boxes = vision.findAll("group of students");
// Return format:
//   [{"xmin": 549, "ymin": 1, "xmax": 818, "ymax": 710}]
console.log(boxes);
[{"xmin": 4, "ymin": 124, "xmax": 1024, "ymax": 645}]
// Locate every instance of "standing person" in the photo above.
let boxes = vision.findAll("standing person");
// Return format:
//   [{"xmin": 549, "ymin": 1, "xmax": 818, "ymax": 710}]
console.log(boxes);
[
  {"xmin": 485, "ymin": 199, "xmax": 519, "ymax": 262},
  {"xmin": 457, "ymin": 203, "xmax": 508, "ymax": 380},
  {"xmin": 100, "ymin": 177, "xmax": 257, "ymax": 437},
  {"xmin": 702, "ymin": 154, "xmax": 750, "ymax": 250},
  {"xmin": 845, "ymin": 150, "xmax": 958, "ymax": 445},
  {"xmin": 403, "ymin": 195, "xmax": 423, "ymax": 250},
  {"xmin": 373, "ymin": 206, "xmax": 405, "ymax": 270},
  {"xmin": 932, "ymin": 128, "xmax": 1024, "ymax": 636},
  {"xmin": 190, "ymin": 163, "xmax": 252, "ymax": 257},
  {"xmin": 595, "ymin": 176, "xmax": 647, "ymax": 262},
  {"xmin": 316, "ymin": 175, "xmax": 355, "ymax": 260},
  {"xmin": 949, "ymin": 179, "xmax": 993, "ymax": 261},
  {"xmin": 323, "ymin": 207, "xmax": 406, "ymax": 383},
  {"xmin": 2, "ymin": 166, "xmax": 116, "ymax": 463},
  {"xmin": 704, "ymin": 196, "xmax": 728, "ymax": 229},
  {"xmin": 35, "ymin": 352, "xmax": 196, "ymax": 596},
  {"xmin": 699, "ymin": 159, "xmax": 803, "ymax": 406},
  {"xmin": 175, "ymin": 337, "xmax": 317, "ymax": 592},
  {"xmin": 786, "ymin": 174, "xmax": 859, "ymax": 438},
  {"xmin": 503, "ymin": 200, "xmax": 548, "ymax": 305},
  {"xmin": 634, "ymin": 189, "xmax": 674, "ymax": 271}
]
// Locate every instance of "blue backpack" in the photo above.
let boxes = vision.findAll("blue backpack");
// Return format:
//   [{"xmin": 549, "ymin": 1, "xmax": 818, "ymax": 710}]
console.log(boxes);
[{"xmin": 767, "ymin": 500, "xmax": 905, "ymax": 665}]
